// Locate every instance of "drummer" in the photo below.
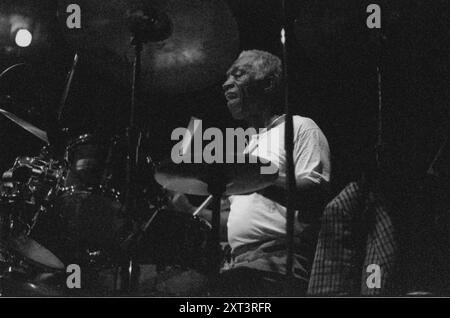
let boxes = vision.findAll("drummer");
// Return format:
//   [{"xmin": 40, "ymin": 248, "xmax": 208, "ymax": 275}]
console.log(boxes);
[{"xmin": 169, "ymin": 50, "xmax": 331, "ymax": 296}]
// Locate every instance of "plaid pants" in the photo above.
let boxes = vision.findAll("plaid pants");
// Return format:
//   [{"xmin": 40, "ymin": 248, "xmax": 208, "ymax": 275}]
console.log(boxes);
[{"xmin": 307, "ymin": 182, "xmax": 398, "ymax": 296}]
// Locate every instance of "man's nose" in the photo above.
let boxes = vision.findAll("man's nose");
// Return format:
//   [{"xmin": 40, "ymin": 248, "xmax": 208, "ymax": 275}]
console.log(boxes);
[{"xmin": 222, "ymin": 77, "xmax": 234, "ymax": 92}]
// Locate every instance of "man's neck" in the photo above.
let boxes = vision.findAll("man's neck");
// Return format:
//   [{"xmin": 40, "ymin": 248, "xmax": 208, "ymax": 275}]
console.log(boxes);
[
  {"xmin": 246, "ymin": 104, "xmax": 278, "ymax": 129},
  {"xmin": 248, "ymin": 113, "xmax": 280, "ymax": 129}
]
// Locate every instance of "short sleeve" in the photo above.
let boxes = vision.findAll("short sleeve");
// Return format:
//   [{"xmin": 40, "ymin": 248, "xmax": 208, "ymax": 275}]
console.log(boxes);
[{"xmin": 293, "ymin": 127, "xmax": 331, "ymax": 185}]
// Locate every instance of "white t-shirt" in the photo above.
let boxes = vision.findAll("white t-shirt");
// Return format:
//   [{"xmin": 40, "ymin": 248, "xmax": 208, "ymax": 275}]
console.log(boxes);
[{"xmin": 226, "ymin": 115, "xmax": 330, "ymax": 274}]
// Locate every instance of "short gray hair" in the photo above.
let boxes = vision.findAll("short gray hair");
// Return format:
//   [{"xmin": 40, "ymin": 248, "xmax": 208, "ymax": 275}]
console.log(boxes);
[{"xmin": 231, "ymin": 50, "xmax": 282, "ymax": 89}]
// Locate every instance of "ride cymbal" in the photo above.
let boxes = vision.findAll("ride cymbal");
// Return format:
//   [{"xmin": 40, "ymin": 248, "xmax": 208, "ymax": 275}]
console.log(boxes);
[{"xmin": 57, "ymin": 0, "xmax": 240, "ymax": 94}]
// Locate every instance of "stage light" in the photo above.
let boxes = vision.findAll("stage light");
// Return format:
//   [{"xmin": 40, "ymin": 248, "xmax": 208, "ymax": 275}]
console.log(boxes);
[{"xmin": 14, "ymin": 29, "xmax": 32, "ymax": 47}]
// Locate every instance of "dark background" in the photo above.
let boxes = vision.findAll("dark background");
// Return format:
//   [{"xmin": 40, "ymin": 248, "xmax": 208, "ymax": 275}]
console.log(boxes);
[{"xmin": 0, "ymin": 0, "xmax": 449, "ymax": 294}]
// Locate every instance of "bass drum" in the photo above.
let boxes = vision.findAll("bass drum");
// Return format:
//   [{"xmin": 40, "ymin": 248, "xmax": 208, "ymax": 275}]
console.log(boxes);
[
  {"xmin": 51, "ymin": 134, "xmax": 130, "ymax": 266},
  {"xmin": 50, "ymin": 189, "xmax": 128, "ymax": 265}
]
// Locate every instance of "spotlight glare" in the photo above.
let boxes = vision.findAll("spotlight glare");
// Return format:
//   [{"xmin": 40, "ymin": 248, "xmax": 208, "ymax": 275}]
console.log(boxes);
[{"xmin": 15, "ymin": 29, "xmax": 32, "ymax": 47}]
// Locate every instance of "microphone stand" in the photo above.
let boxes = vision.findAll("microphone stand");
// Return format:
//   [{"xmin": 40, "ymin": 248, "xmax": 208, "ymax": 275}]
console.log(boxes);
[
  {"xmin": 371, "ymin": 29, "xmax": 387, "ymax": 191},
  {"xmin": 280, "ymin": 0, "xmax": 296, "ymax": 281}
]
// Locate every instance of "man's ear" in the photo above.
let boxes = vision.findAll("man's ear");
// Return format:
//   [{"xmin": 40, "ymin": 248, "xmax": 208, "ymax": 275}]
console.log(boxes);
[
  {"xmin": 243, "ymin": 78, "xmax": 274, "ymax": 97},
  {"xmin": 263, "ymin": 77, "xmax": 276, "ymax": 93}
]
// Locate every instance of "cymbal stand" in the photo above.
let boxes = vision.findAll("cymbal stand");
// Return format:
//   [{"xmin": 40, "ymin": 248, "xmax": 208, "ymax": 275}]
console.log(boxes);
[
  {"xmin": 119, "ymin": 7, "xmax": 173, "ymax": 293},
  {"xmin": 205, "ymin": 170, "xmax": 226, "ymax": 291},
  {"xmin": 119, "ymin": 32, "xmax": 145, "ymax": 294}
]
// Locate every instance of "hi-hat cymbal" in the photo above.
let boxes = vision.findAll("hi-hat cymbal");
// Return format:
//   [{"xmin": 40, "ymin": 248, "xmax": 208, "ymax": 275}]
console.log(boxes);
[
  {"xmin": 57, "ymin": 0, "xmax": 240, "ymax": 94},
  {"xmin": 154, "ymin": 154, "xmax": 278, "ymax": 196},
  {"xmin": 0, "ymin": 107, "xmax": 49, "ymax": 144}
]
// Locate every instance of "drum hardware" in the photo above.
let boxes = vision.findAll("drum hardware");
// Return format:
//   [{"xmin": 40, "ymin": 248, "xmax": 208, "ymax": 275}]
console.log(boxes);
[
  {"xmin": 0, "ymin": 153, "xmax": 62, "ymax": 296},
  {"xmin": 107, "ymin": 2, "xmax": 174, "ymax": 293},
  {"xmin": 1, "ymin": 156, "xmax": 62, "ymax": 240},
  {"xmin": 0, "ymin": 129, "xmax": 157, "ymax": 296}
]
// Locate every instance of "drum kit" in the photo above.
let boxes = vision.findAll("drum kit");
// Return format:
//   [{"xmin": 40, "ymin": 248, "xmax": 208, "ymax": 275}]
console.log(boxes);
[
  {"xmin": 0, "ymin": 0, "xmax": 279, "ymax": 296},
  {"xmin": 0, "ymin": 106, "xmax": 279, "ymax": 296}
]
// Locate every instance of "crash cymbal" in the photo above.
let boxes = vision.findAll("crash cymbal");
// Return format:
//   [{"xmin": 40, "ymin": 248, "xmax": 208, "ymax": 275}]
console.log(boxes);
[
  {"xmin": 154, "ymin": 154, "xmax": 278, "ymax": 196},
  {"xmin": 0, "ymin": 107, "xmax": 49, "ymax": 144},
  {"xmin": 57, "ymin": 0, "xmax": 239, "ymax": 94}
]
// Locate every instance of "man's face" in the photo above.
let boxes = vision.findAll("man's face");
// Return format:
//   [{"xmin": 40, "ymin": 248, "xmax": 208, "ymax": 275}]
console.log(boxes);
[{"xmin": 222, "ymin": 58, "xmax": 254, "ymax": 120}]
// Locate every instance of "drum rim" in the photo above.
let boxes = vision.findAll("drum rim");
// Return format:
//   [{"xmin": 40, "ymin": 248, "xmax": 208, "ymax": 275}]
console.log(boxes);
[
  {"xmin": 65, "ymin": 133, "xmax": 117, "ymax": 151},
  {"xmin": 56, "ymin": 185, "xmax": 122, "ymax": 201}
]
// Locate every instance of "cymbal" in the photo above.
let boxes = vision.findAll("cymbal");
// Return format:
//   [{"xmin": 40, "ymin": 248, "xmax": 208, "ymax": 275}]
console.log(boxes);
[
  {"xmin": 0, "ymin": 107, "xmax": 49, "ymax": 144},
  {"xmin": 0, "ymin": 275, "xmax": 65, "ymax": 297},
  {"xmin": 154, "ymin": 154, "xmax": 278, "ymax": 196},
  {"xmin": 6, "ymin": 235, "xmax": 64, "ymax": 270},
  {"xmin": 57, "ymin": 0, "xmax": 240, "ymax": 94}
]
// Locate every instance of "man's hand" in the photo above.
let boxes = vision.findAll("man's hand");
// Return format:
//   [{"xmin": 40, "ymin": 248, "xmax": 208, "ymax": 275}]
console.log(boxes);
[
  {"xmin": 166, "ymin": 190, "xmax": 196, "ymax": 214},
  {"xmin": 220, "ymin": 196, "xmax": 231, "ymax": 213}
]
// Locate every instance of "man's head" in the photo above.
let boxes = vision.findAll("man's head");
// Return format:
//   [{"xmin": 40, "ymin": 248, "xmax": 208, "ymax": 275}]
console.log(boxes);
[{"xmin": 222, "ymin": 50, "xmax": 282, "ymax": 121}]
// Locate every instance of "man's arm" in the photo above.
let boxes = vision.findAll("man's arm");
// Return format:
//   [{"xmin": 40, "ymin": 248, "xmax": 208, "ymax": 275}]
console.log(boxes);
[
  {"xmin": 273, "ymin": 172, "xmax": 322, "ymax": 192},
  {"xmin": 259, "ymin": 126, "xmax": 330, "ymax": 212},
  {"xmin": 167, "ymin": 191, "xmax": 230, "ymax": 240},
  {"xmin": 196, "ymin": 207, "xmax": 230, "ymax": 241},
  {"xmin": 258, "ymin": 179, "xmax": 322, "ymax": 210}
]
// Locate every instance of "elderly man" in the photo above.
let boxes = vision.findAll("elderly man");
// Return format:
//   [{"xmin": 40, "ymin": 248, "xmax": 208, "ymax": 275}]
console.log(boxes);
[{"xmin": 169, "ymin": 50, "xmax": 331, "ymax": 296}]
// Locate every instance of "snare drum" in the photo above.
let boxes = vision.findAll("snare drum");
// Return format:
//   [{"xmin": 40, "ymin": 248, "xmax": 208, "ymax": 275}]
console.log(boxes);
[
  {"xmin": 138, "ymin": 210, "xmax": 212, "ymax": 273},
  {"xmin": 127, "ymin": 210, "xmax": 212, "ymax": 296}
]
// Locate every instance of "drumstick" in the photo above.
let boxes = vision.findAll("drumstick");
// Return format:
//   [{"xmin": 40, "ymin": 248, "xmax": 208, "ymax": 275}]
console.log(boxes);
[
  {"xmin": 121, "ymin": 209, "xmax": 160, "ymax": 250},
  {"xmin": 193, "ymin": 194, "xmax": 213, "ymax": 216},
  {"xmin": 181, "ymin": 116, "xmax": 201, "ymax": 156}
]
